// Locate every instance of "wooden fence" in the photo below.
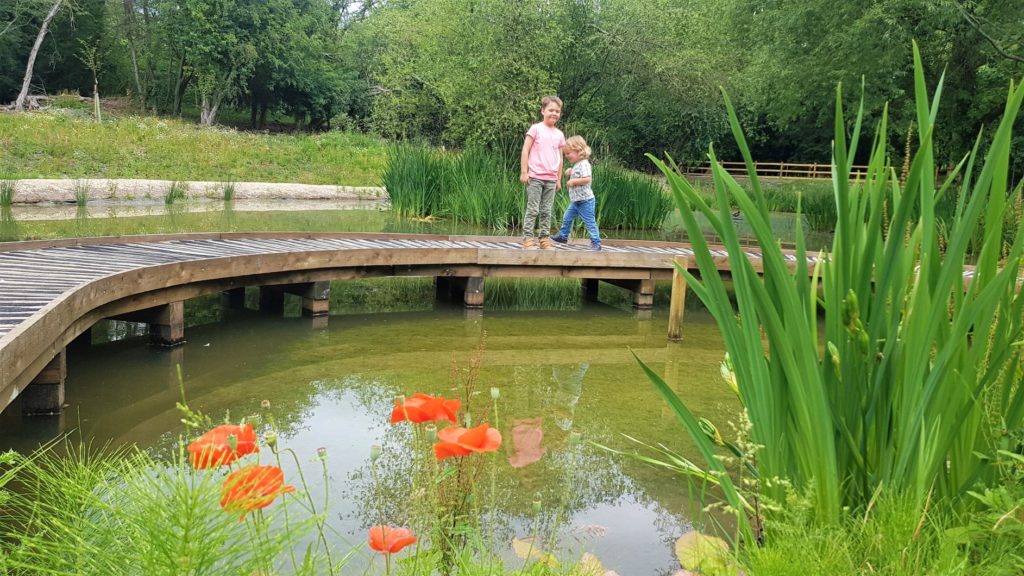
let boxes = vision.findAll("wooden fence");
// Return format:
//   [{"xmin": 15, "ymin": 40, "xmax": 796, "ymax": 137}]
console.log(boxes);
[{"xmin": 687, "ymin": 161, "xmax": 870, "ymax": 180}]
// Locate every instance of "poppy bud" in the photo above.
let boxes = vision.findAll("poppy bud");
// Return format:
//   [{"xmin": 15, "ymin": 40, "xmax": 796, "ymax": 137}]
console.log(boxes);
[
  {"xmin": 265, "ymin": 430, "xmax": 278, "ymax": 449},
  {"xmin": 227, "ymin": 433, "xmax": 238, "ymax": 452},
  {"xmin": 490, "ymin": 387, "xmax": 500, "ymax": 400},
  {"xmin": 532, "ymin": 496, "xmax": 543, "ymax": 514},
  {"xmin": 260, "ymin": 399, "xmax": 271, "ymax": 410},
  {"xmin": 370, "ymin": 444, "xmax": 382, "ymax": 462},
  {"xmin": 423, "ymin": 423, "xmax": 438, "ymax": 442},
  {"xmin": 317, "ymin": 447, "xmax": 328, "ymax": 461}
]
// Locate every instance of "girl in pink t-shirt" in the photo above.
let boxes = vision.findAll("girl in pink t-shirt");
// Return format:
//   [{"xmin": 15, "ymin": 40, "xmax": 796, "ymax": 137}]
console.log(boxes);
[{"xmin": 518, "ymin": 96, "xmax": 566, "ymax": 250}]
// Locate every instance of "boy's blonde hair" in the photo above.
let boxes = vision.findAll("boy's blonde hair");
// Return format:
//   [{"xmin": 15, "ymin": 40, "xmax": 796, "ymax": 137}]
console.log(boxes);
[
  {"xmin": 564, "ymin": 135, "xmax": 592, "ymax": 159},
  {"xmin": 540, "ymin": 95, "xmax": 563, "ymax": 110}
]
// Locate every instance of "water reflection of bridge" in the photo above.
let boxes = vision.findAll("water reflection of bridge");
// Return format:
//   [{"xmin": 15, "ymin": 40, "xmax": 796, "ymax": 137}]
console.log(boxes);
[{"xmin": 0, "ymin": 232, "xmax": 782, "ymax": 416}]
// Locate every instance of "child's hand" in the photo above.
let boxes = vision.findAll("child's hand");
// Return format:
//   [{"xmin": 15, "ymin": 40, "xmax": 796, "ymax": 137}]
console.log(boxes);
[
  {"xmin": 564, "ymin": 167, "xmax": 572, "ymax": 177},
  {"xmin": 519, "ymin": 172, "xmax": 529, "ymax": 184}
]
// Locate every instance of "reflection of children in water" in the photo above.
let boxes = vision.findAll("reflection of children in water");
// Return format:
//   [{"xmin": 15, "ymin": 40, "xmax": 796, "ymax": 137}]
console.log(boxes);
[{"xmin": 507, "ymin": 362, "xmax": 588, "ymax": 469}]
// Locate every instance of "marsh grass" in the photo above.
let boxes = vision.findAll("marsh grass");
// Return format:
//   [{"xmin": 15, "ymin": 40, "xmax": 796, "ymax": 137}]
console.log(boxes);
[
  {"xmin": 74, "ymin": 180, "xmax": 90, "ymax": 206},
  {"xmin": 384, "ymin": 144, "xmax": 670, "ymax": 230},
  {"xmin": 164, "ymin": 181, "xmax": 188, "ymax": 205},
  {"xmin": 0, "ymin": 178, "xmax": 15, "ymax": 206},
  {"xmin": 382, "ymin": 143, "xmax": 444, "ymax": 217},
  {"xmin": 0, "ymin": 113, "xmax": 386, "ymax": 185},
  {"xmin": 222, "ymin": 181, "xmax": 236, "ymax": 202},
  {"xmin": 641, "ymin": 43, "xmax": 1024, "ymax": 558},
  {"xmin": 591, "ymin": 163, "xmax": 671, "ymax": 230}
]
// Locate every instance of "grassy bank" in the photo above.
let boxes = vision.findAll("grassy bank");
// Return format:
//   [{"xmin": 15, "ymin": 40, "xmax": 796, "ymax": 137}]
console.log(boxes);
[{"xmin": 0, "ymin": 108, "xmax": 386, "ymax": 185}]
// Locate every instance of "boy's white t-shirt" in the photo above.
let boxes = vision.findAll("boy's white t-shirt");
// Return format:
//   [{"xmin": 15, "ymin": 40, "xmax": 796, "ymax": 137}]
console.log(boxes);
[{"xmin": 567, "ymin": 159, "xmax": 594, "ymax": 202}]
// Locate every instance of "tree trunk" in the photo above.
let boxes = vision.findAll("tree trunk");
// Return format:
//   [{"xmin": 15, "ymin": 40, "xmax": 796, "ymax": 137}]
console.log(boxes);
[
  {"xmin": 200, "ymin": 94, "xmax": 220, "ymax": 125},
  {"xmin": 172, "ymin": 55, "xmax": 187, "ymax": 116},
  {"xmin": 122, "ymin": 0, "xmax": 144, "ymax": 101},
  {"xmin": 14, "ymin": 0, "xmax": 64, "ymax": 111}
]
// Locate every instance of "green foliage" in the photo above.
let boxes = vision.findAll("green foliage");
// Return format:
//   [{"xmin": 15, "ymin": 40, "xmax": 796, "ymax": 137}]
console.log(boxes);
[
  {"xmin": 741, "ymin": 490, "xmax": 1024, "ymax": 576},
  {"xmin": 644, "ymin": 46, "xmax": 1024, "ymax": 547}
]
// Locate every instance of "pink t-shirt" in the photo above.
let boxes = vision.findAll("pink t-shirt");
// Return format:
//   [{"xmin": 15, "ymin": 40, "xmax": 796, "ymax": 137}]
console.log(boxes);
[{"xmin": 526, "ymin": 122, "xmax": 566, "ymax": 181}]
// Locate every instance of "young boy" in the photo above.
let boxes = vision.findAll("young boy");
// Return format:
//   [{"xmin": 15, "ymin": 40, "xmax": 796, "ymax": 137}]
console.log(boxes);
[
  {"xmin": 519, "ymin": 96, "xmax": 566, "ymax": 250},
  {"xmin": 551, "ymin": 135, "xmax": 601, "ymax": 251}
]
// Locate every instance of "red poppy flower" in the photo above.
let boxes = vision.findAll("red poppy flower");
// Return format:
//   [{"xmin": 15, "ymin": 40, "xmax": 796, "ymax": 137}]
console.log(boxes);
[
  {"xmin": 390, "ymin": 393, "xmax": 461, "ymax": 424},
  {"xmin": 188, "ymin": 424, "xmax": 259, "ymax": 469},
  {"xmin": 368, "ymin": 525, "xmax": 417, "ymax": 555},
  {"xmin": 220, "ymin": 465, "xmax": 295, "ymax": 520},
  {"xmin": 433, "ymin": 423, "xmax": 502, "ymax": 461}
]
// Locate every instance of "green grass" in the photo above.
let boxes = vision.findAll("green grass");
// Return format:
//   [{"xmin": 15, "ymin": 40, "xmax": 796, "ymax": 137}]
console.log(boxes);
[
  {"xmin": 641, "ymin": 43, "xmax": 1024, "ymax": 554},
  {"xmin": 0, "ymin": 112, "xmax": 387, "ymax": 185}
]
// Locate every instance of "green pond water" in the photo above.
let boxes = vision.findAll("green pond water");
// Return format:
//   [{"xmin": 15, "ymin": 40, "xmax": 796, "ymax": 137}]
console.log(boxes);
[{"xmin": 0, "ymin": 206, "xmax": 765, "ymax": 573}]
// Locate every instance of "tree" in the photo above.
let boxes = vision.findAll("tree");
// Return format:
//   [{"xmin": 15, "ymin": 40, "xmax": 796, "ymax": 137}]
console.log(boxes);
[{"xmin": 14, "ymin": 0, "xmax": 65, "ymax": 111}]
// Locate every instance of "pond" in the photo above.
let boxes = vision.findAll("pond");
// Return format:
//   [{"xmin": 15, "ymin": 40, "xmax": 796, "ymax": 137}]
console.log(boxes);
[{"xmin": 0, "ymin": 283, "xmax": 739, "ymax": 574}]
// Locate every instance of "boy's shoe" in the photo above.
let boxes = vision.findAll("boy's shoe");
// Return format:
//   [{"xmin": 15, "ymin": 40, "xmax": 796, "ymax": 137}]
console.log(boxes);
[
  {"xmin": 522, "ymin": 237, "xmax": 538, "ymax": 250},
  {"xmin": 550, "ymin": 235, "xmax": 568, "ymax": 244},
  {"xmin": 590, "ymin": 242, "xmax": 602, "ymax": 251},
  {"xmin": 539, "ymin": 236, "xmax": 554, "ymax": 250}
]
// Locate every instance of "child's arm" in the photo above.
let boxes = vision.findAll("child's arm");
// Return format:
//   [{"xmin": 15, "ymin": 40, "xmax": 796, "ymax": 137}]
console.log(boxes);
[
  {"xmin": 556, "ymin": 155, "xmax": 563, "ymax": 190},
  {"xmin": 519, "ymin": 136, "xmax": 534, "ymax": 184},
  {"xmin": 566, "ymin": 176, "xmax": 592, "ymax": 188}
]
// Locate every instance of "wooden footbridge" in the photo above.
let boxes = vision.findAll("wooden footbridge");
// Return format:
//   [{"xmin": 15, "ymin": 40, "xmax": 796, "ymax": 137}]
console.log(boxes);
[{"xmin": 0, "ymin": 232, "xmax": 784, "ymax": 417}]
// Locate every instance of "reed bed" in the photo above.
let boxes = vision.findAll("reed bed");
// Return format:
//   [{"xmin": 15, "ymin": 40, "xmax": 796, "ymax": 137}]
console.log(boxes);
[
  {"xmin": 641, "ymin": 43, "xmax": 1024, "ymax": 560},
  {"xmin": 383, "ymin": 144, "xmax": 670, "ymax": 230}
]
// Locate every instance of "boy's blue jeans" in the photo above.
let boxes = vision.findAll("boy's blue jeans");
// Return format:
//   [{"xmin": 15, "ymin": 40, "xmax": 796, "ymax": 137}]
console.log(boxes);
[{"xmin": 557, "ymin": 198, "xmax": 601, "ymax": 244}]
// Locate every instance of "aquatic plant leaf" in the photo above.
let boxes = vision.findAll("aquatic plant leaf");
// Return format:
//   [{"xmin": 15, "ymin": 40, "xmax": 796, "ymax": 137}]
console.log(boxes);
[
  {"xmin": 511, "ymin": 536, "xmax": 559, "ymax": 567},
  {"xmin": 674, "ymin": 531, "xmax": 735, "ymax": 575}
]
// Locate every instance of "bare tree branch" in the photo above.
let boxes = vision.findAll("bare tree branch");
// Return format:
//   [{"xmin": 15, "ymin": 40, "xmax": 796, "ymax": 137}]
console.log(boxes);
[{"xmin": 955, "ymin": 1, "xmax": 1024, "ymax": 63}]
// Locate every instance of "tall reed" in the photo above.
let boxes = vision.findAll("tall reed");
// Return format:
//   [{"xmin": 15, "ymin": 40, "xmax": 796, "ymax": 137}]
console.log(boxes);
[
  {"xmin": 641, "ymin": 43, "xmax": 1024, "ymax": 545},
  {"xmin": 441, "ymin": 146, "xmax": 521, "ymax": 230},
  {"xmin": 0, "ymin": 178, "xmax": 15, "ymax": 206},
  {"xmin": 382, "ymin": 143, "xmax": 444, "ymax": 217},
  {"xmin": 592, "ymin": 163, "xmax": 671, "ymax": 230}
]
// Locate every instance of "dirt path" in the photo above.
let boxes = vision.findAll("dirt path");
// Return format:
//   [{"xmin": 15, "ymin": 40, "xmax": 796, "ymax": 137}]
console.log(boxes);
[{"xmin": 4, "ymin": 178, "xmax": 386, "ymax": 204}]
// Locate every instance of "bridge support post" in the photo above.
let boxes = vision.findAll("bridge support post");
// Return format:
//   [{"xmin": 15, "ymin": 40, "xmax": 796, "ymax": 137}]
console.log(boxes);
[
  {"xmin": 581, "ymin": 279, "xmax": 600, "ymax": 303},
  {"xmin": 667, "ymin": 256, "xmax": 688, "ymax": 341},
  {"xmin": 454, "ymin": 277, "xmax": 484, "ymax": 309},
  {"xmin": 149, "ymin": 301, "xmax": 186, "ymax": 347},
  {"xmin": 23, "ymin": 349, "xmax": 66, "ymax": 416},
  {"xmin": 436, "ymin": 276, "xmax": 484, "ymax": 308},
  {"xmin": 633, "ymin": 279, "xmax": 655, "ymax": 310},
  {"xmin": 286, "ymin": 282, "xmax": 330, "ymax": 317}
]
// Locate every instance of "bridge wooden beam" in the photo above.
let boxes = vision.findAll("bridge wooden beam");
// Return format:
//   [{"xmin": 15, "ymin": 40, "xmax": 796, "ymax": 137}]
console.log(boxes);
[
  {"xmin": 22, "ymin": 349, "xmax": 65, "ymax": 416},
  {"xmin": 109, "ymin": 301, "xmax": 186, "ymax": 346}
]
